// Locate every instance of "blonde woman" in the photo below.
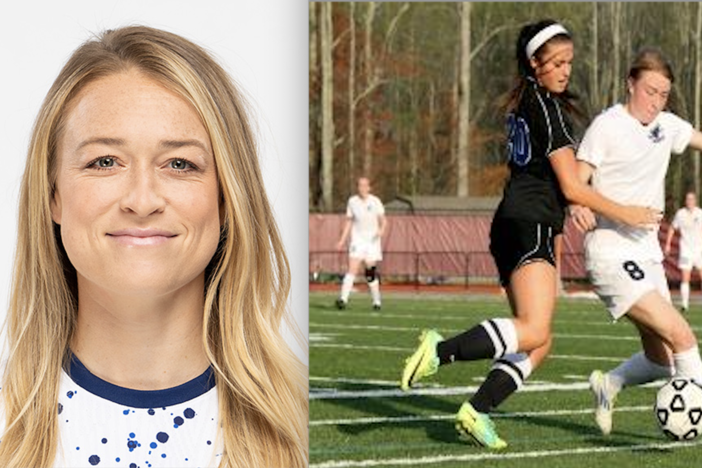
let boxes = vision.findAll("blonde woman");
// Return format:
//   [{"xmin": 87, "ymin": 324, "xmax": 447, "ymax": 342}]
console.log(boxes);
[{"xmin": 0, "ymin": 26, "xmax": 307, "ymax": 468}]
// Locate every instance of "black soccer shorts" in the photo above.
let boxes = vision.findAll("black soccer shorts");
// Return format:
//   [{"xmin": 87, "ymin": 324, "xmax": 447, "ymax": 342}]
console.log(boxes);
[{"xmin": 489, "ymin": 217, "xmax": 558, "ymax": 287}]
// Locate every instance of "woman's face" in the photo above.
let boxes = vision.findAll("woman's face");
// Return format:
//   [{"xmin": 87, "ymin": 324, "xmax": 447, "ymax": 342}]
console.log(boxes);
[
  {"xmin": 627, "ymin": 70, "xmax": 671, "ymax": 125},
  {"xmin": 52, "ymin": 70, "xmax": 222, "ymax": 297},
  {"xmin": 531, "ymin": 40, "xmax": 573, "ymax": 94}
]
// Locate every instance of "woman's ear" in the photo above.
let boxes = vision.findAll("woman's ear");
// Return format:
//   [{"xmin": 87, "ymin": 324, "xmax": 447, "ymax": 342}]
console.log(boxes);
[
  {"xmin": 529, "ymin": 56, "xmax": 539, "ymax": 72},
  {"xmin": 627, "ymin": 77, "xmax": 634, "ymax": 95}
]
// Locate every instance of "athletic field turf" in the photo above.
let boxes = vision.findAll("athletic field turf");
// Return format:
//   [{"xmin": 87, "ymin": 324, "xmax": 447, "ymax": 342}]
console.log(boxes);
[{"xmin": 309, "ymin": 291, "xmax": 702, "ymax": 468}]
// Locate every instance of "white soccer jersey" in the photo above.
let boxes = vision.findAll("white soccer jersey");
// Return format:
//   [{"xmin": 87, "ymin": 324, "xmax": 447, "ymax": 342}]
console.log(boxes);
[
  {"xmin": 577, "ymin": 104, "xmax": 693, "ymax": 262},
  {"xmin": 672, "ymin": 206, "xmax": 702, "ymax": 259},
  {"xmin": 1, "ymin": 357, "xmax": 221, "ymax": 468},
  {"xmin": 346, "ymin": 194, "xmax": 385, "ymax": 243}
]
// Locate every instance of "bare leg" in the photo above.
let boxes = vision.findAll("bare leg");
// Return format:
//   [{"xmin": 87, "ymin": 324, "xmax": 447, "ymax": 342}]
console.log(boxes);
[
  {"xmin": 681, "ymin": 268, "xmax": 692, "ymax": 311},
  {"xmin": 467, "ymin": 262, "xmax": 556, "ymax": 413},
  {"xmin": 507, "ymin": 261, "xmax": 557, "ymax": 351},
  {"xmin": 339, "ymin": 257, "xmax": 363, "ymax": 304}
]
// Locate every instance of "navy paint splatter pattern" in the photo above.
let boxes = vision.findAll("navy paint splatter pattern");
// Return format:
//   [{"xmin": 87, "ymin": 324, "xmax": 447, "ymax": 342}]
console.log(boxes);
[{"xmin": 51, "ymin": 365, "xmax": 220, "ymax": 467}]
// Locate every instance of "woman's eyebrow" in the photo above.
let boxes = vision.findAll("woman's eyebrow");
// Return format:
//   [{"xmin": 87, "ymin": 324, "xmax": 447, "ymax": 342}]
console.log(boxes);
[
  {"xmin": 74, "ymin": 138, "xmax": 209, "ymax": 152},
  {"xmin": 76, "ymin": 137, "xmax": 125, "ymax": 150},
  {"xmin": 159, "ymin": 139, "xmax": 209, "ymax": 152}
]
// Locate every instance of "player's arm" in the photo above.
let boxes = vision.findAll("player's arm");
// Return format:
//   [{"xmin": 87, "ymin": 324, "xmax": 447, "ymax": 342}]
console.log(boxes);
[
  {"xmin": 549, "ymin": 147, "xmax": 661, "ymax": 228},
  {"xmin": 336, "ymin": 218, "xmax": 352, "ymax": 251},
  {"xmin": 688, "ymin": 129, "xmax": 702, "ymax": 151},
  {"xmin": 377, "ymin": 215, "xmax": 387, "ymax": 239},
  {"xmin": 568, "ymin": 161, "xmax": 597, "ymax": 232},
  {"xmin": 664, "ymin": 222, "xmax": 677, "ymax": 256}
]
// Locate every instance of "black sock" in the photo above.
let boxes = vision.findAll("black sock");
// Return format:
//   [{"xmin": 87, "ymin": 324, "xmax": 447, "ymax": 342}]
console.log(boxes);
[
  {"xmin": 437, "ymin": 324, "xmax": 496, "ymax": 365},
  {"xmin": 469, "ymin": 363, "xmax": 524, "ymax": 413}
]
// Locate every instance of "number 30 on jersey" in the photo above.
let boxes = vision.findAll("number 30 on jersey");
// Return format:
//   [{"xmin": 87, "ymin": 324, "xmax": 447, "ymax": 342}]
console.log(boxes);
[{"xmin": 506, "ymin": 114, "xmax": 531, "ymax": 166}]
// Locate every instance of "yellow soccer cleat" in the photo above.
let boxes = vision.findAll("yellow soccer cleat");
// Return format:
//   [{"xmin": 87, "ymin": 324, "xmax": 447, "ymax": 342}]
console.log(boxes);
[
  {"xmin": 400, "ymin": 329, "xmax": 443, "ymax": 391},
  {"xmin": 455, "ymin": 402, "xmax": 507, "ymax": 450}
]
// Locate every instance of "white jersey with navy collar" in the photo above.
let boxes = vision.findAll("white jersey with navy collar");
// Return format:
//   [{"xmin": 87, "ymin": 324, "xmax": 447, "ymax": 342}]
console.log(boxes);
[
  {"xmin": 2, "ymin": 356, "xmax": 221, "ymax": 468},
  {"xmin": 577, "ymin": 104, "xmax": 693, "ymax": 262}
]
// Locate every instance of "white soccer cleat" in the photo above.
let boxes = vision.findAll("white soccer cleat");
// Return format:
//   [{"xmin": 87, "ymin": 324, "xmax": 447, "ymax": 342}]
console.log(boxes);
[{"xmin": 589, "ymin": 370, "xmax": 619, "ymax": 436}]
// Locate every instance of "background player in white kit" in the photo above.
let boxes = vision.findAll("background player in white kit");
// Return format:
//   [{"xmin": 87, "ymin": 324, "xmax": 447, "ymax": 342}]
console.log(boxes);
[
  {"xmin": 336, "ymin": 177, "xmax": 387, "ymax": 310},
  {"xmin": 570, "ymin": 48, "xmax": 702, "ymax": 436},
  {"xmin": 665, "ymin": 191, "xmax": 702, "ymax": 311}
]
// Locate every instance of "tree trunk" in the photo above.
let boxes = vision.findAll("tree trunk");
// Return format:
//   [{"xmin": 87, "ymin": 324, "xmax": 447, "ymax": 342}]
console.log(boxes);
[
  {"xmin": 362, "ymin": 2, "xmax": 377, "ymax": 177},
  {"xmin": 591, "ymin": 2, "xmax": 599, "ymax": 111},
  {"xmin": 611, "ymin": 2, "xmax": 621, "ymax": 103},
  {"xmin": 694, "ymin": 3, "xmax": 702, "ymax": 196},
  {"xmin": 309, "ymin": 2, "xmax": 319, "ymax": 207},
  {"xmin": 320, "ymin": 2, "xmax": 335, "ymax": 211},
  {"xmin": 457, "ymin": 2, "xmax": 471, "ymax": 197},
  {"xmin": 348, "ymin": 2, "xmax": 356, "ymax": 192}
]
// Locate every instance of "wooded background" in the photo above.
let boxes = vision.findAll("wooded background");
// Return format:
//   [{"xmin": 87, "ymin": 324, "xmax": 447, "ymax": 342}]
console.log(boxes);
[{"xmin": 309, "ymin": 2, "xmax": 702, "ymax": 213}]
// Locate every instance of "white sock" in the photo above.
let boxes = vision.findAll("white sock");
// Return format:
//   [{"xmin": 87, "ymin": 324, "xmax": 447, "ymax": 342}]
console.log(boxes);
[
  {"xmin": 608, "ymin": 351, "xmax": 674, "ymax": 391},
  {"xmin": 681, "ymin": 282, "xmax": 690, "ymax": 309},
  {"xmin": 481, "ymin": 318, "xmax": 519, "ymax": 357},
  {"xmin": 340, "ymin": 273, "xmax": 355, "ymax": 301},
  {"xmin": 493, "ymin": 353, "xmax": 533, "ymax": 390},
  {"xmin": 368, "ymin": 279, "xmax": 381, "ymax": 305},
  {"xmin": 673, "ymin": 346, "xmax": 702, "ymax": 383}
]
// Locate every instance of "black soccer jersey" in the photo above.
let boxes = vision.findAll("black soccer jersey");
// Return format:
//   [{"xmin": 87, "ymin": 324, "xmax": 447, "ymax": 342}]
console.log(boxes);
[{"xmin": 495, "ymin": 78, "xmax": 576, "ymax": 231}]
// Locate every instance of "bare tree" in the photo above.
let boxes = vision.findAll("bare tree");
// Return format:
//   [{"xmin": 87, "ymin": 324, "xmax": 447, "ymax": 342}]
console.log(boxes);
[
  {"xmin": 320, "ymin": 2, "xmax": 335, "ymax": 211},
  {"xmin": 695, "ymin": 3, "xmax": 702, "ymax": 196},
  {"xmin": 361, "ymin": 2, "xmax": 378, "ymax": 177},
  {"xmin": 457, "ymin": 2, "xmax": 471, "ymax": 197},
  {"xmin": 348, "ymin": 2, "xmax": 356, "ymax": 192},
  {"xmin": 591, "ymin": 2, "xmax": 599, "ymax": 111},
  {"xmin": 309, "ymin": 2, "xmax": 319, "ymax": 206},
  {"xmin": 611, "ymin": 2, "xmax": 622, "ymax": 104}
]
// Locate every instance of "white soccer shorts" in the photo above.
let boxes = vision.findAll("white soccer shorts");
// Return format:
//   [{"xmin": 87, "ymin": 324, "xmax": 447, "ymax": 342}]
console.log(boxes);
[
  {"xmin": 587, "ymin": 258, "xmax": 671, "ymax": 321},
  {"xmin": 678, "ymin": 252, "xmax": 702, "ymax": 271},
  {"xmin": 349, "ymin": 239, "xmax": 383, "ymax": 263}
]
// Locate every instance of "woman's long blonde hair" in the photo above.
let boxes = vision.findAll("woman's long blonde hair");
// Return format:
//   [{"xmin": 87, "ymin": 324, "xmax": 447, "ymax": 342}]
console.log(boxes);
[{"xmin": 1, "ymin": 25, "xmax": 308, "ymax": 468}]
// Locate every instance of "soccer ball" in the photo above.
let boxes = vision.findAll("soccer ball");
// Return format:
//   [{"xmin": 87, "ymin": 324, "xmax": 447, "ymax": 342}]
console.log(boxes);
[{"xmin": 655, "ymin": 378, "xmax": 702, "ymax": 441}]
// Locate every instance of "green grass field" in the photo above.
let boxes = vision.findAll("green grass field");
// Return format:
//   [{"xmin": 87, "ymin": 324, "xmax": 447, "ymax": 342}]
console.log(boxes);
[{"xmin": 310, "ymin": 291, "xmax": 702, "ymax": 468}]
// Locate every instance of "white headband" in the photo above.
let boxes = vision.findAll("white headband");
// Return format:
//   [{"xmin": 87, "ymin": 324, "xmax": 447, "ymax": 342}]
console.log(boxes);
[{"xmin": 525, "ymin": 24, "xmax": 569, "ymax": 58}]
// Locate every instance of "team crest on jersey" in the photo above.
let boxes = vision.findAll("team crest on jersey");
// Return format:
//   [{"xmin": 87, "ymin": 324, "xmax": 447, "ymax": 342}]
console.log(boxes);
[
  {"xmin": 648, "ymin": 124, "xmax": 664, "ymax": 143},
  {"xmin": 506, "ymin": 114, "xmax": 531, "ymax": 166}
]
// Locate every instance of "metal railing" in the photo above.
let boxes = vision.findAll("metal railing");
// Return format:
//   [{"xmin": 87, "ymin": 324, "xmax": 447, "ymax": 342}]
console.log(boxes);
[{"xmin": 309, "ymin": 250, "xmax": 588, "ymax": 288}]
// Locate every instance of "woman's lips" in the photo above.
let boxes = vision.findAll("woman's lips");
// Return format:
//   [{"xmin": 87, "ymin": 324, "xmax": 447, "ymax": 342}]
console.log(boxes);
[{"xmin": 107, "ymin": 229, "xmax": 177, "ymax": 246}]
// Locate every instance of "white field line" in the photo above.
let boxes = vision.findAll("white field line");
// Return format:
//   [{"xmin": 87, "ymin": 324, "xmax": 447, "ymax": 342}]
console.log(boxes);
[
  {"xmin": 312, "ymin": 342, "xmax": 626, "ymax": 362},
  {"xmin": 309, "ymin": 322, "xmax": 640, "ymax": 341},
  {"xmin": 310, "ymin": 376, "xmax": 441, "ymax": 388},
  {"xmin": 309, "ymin": 439, "xmax": 702, "ymax": 468},
  {"xmin": 316, "ymin": 310, "xmax": 614, "ymax": 325},
  {"xmin": 315, "ymin": 310, "xmax": 702, "ymax": 333},
  {"xmin": 313, "ymin": 343, "xmax": 410, "ymax": 353},
  {"xmin": 310, "ymin": 405, "xmax": 650, "ymax": 427},
  {"xmin": 309, "ymin": 381, "xmax": 662, "ymax": 400}
]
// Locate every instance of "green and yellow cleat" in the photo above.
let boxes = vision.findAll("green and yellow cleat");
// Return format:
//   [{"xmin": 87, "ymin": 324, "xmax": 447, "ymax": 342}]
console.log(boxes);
[
  {"xmin": 455, "ymin": 402, "xmax": 507, "ymax": 450},
  {"xmin": 400, "ymin": 329, "xmax": 443, "ymax": 391}
]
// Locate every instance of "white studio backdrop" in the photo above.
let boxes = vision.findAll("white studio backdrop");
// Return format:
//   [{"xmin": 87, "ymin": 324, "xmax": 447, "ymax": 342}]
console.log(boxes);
[{"xmin": 0, "ymin": 0, "xmax": 308, "ymax": 363}]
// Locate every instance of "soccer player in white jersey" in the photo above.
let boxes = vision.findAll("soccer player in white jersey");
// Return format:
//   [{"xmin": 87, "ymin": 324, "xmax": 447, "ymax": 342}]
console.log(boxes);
[
  {"xmin": 336, "ymin": 177, "xmax": 387, "ymax": 310},
  {"xmin": 569, "ymin": 48, "xmax": 702, "ymax": 437},
  {"xmin": 665, "ymin": 191, "xmax": 702, "ymax": 311}
]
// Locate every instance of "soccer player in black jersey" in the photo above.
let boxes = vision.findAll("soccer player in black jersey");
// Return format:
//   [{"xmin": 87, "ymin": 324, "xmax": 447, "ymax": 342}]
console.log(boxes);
[{"xmin": 400, "ymin": 19, "xmax": 662, "ymax": 449}]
